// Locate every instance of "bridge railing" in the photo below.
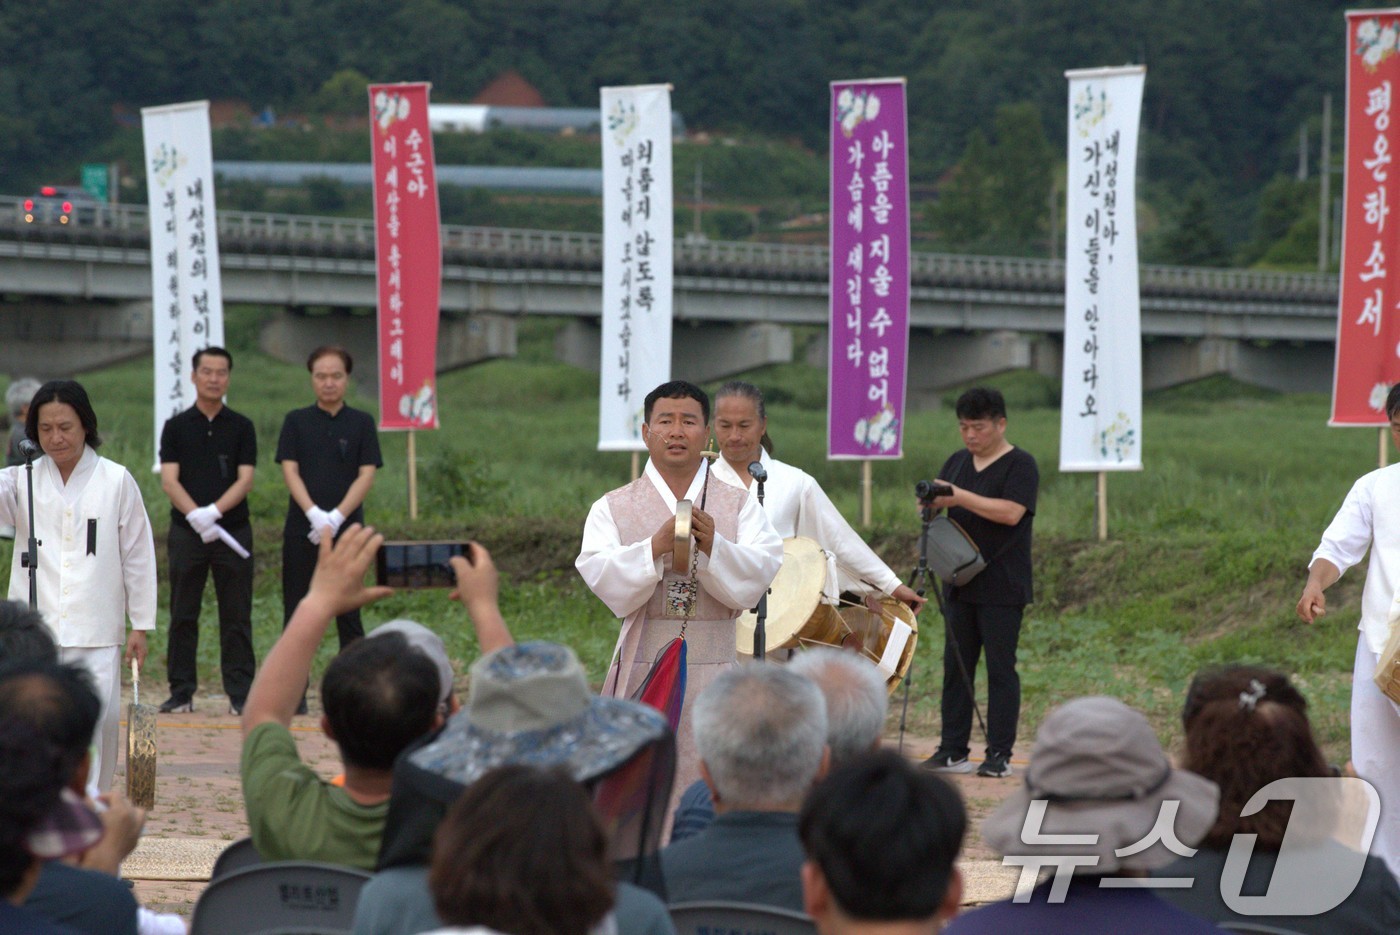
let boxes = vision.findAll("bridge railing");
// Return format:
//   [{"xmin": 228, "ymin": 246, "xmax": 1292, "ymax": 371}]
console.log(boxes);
[{"xmin": 0, "ymin": 195, "xmax": 1338, "ymax": 301}]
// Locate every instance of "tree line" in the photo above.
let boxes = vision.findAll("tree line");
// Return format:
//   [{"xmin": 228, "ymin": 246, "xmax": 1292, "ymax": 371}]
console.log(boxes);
[{"xmin": 1, "ymin": 0, "xmax": 1349, "ymax": 267}]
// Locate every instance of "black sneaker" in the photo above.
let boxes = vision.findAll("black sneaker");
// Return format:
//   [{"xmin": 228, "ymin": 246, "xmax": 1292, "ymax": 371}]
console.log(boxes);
[
  {"xmin": 295, "ymin": 698, "xmax": 308, "ymax": 716},
  {"xmin": 921, "ymin": 749, "xmax": 974, "ymax": 773},
  {"xmin": 228, "ymin": 701, "xmax": 244, "ymax": 716},
  {"xmin": 158, "ymin": 696, "xmax": 194, "ymax": 714},
  {"xmin": 977, "ymin": 751, "xmax": 1013, "ymax": 778}
]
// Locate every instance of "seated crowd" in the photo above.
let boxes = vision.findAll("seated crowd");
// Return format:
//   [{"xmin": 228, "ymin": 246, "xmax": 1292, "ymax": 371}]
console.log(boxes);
[{"xmin": 3, "ymin": 527, "xmax": 1396, "ymax": 935}]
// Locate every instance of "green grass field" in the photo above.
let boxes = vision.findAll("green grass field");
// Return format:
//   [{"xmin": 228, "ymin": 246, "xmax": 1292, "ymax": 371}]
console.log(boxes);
[{"xmin": 1, "ymin": 310, "xmax": 1379, "ymax": 762}]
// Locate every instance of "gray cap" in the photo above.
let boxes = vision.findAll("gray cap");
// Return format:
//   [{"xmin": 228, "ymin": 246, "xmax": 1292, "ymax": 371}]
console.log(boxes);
[
  {"xmin": 369, "ymin": 619, "xmax": 454, "ymax": 705},
  {"xmin": 980, "ymin": 696, "xmax": 1220, "ymax": 872}
]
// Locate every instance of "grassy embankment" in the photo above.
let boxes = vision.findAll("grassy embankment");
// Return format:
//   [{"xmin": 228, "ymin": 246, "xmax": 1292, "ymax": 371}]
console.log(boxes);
[{"xmin": 1, "ymin": 311, "xmax": 1375, "ymax": 761}]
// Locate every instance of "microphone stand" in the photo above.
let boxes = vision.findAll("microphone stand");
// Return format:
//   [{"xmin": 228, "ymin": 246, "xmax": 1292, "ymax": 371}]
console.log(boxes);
[
  {"xmin": 21, "ymin": 447, "xmax": 39, "ymax": 611},
  {"xmin": 752, "ymin": 468, "xmax": 767, "ymax": 660}
]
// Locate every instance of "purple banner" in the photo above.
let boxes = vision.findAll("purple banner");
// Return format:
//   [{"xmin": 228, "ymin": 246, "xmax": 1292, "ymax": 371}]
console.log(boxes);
[{"xmin": 828, "ymin": 79, "xmax": 910, "ymax": 459}]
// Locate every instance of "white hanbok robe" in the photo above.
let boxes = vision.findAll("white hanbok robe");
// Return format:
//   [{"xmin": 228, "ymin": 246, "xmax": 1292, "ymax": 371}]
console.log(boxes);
[
  {"xmin": 710, "ymin": 450, "xmax": 903, "ymax": 599},
  {"xmin": 1310, "ymin": 461, "xmax": 1400, "ymax": 878},
  {"xmin": 0, "ymin": 446, "xmax": 158, "ymax": 790},
  {"xmin": 576, "ymin": 458, "xmax": 781, "ymax": 802}
]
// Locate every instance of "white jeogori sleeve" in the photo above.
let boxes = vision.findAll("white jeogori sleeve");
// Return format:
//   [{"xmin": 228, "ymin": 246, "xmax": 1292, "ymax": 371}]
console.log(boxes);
[
  {"xmin": 118, "ymin": 468, "xmax": 158, "ymax": 632},
  {"xmin": 1311, "ymin": 474, "xmax": 1375, "ymax": 578},
  {"xmin": 796, "ymin": 473, "xmax": 902, "ymax": 595},
  {"xmin": 576, "ymin": 495, "xmax": 663, "ymax": 619},
  {"xmin": 696, "ymin": 492, "xmax": 783, "ymax": 611}
]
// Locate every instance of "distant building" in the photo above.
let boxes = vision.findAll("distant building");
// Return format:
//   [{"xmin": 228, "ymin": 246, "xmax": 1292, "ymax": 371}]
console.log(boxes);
[
  {"xmin": 471, "ymin": 70, "xmax": 547, "ymax": 108},
  {"xmin": 430, "ymin": 69, "xmax": 685, "ymax": 137},
  {"xmin": 428, "ymin": 104, "xmax": 685, "ymax": 137}
]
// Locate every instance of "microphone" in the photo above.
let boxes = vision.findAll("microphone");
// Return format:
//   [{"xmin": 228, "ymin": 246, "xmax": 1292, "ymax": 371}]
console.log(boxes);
[
  {"xmin": 17, "ymin": 439, "xmax": 41, "ymax": 461},
  {"xmin": 748, "ymin": 461, "xmax": 767, "ymax": 483}
]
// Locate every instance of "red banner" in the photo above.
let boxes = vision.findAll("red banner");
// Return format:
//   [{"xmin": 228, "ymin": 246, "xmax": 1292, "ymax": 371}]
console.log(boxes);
[
  {"xmin": 369, "ymin": 82, "xmax": 441, "ymax": 430},
  {"xmin": 1335, "ymin": 11, "xmax": 1400, "ymax": 425}
]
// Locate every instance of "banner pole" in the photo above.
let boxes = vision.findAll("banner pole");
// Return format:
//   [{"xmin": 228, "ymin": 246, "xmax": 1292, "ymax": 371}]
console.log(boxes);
[
  {"xmin": 1096, "ymin": 471, "xmax": 1108, "ymax": 541},
  {"xmin": 861, "ymin": 460, "xmax": 873, "ymax": 528},
  {"xmin": 631, "ymin": 450, "xmax": 640, "ymax": 481},
  {"xmin": 407, "ymin": 430, "xmax": 418, "ymax": 520}
]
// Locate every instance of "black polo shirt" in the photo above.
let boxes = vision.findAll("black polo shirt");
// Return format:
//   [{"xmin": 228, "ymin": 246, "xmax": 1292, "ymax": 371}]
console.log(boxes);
[
  {"xmin": 275, "ymin": 403, "xmax": 383, "ymax": 536},
  {"xmin": 937, "ymin": 446, "xmax": 1038, "ymax": 606},
  {"xmin": 159, "ymin": 404, "xmax": 258, "ymax": 531}
]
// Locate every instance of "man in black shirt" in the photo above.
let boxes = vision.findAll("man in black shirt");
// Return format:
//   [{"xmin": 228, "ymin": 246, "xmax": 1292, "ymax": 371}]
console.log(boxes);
[
  {"xmin": 276, "ymin": 345, "xmax": 382, "ymax": 650},
  {"xmin": 921, "ymin": 387, "xmax": 1038, "ymax": 779},
  {"xmin": 158, "ymin": 346, "xmax": 258, "ymax": 714}
]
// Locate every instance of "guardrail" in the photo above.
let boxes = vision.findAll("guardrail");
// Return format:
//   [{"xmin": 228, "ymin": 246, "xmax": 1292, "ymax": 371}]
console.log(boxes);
[{"xmin": 0, "ymin": 195, "xmax": 1338, "ymax": 303}]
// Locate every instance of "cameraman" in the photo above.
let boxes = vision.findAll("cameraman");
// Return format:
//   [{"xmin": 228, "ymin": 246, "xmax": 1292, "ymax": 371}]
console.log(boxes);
[{"xmin": 921, "ymin": 387, "xmax": 1038, "ymax": 779}]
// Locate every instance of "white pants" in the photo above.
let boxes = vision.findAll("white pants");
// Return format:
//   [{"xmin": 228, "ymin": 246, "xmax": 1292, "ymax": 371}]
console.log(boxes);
[
  {"xmin": 60, "ymin": 644, "xmax": 121, "ymax": 792},
  {"xmin": 1351, "ymin": 635, "xmax": 1400, "ymax": 880}
]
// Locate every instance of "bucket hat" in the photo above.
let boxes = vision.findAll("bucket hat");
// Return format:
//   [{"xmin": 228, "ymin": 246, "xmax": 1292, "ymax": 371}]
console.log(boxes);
[
  {"xmin": 408, "ymin": 641, "xmax": 669, "ymax": 785},
  {"xmin": 981, "ymin": 696, "xmax": 1219, "ymax": 872}
]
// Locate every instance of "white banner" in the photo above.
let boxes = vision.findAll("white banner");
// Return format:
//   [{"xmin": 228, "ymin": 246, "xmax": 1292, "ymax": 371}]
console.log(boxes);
[
  {"xmin": 1060, "ymin": 66, "xmax": 1145, "ymax": 472},
  {"xmin": 142, "ymin": 100, "xmax": 225, "ymax": 468},
  {"xmin": 598, "ymin": 85, "xmax": 673, "ymax": 451}
]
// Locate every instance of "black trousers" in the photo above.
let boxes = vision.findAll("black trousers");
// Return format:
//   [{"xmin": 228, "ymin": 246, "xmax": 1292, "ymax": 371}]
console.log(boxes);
[
  {"xmin": 282, "ymin": 532, "xmax": 363, "ymax": 648},
  {"xmin": 938, "ymin": 598, "xmax": 1024, "ymax": 758},
  {"xmin": 166, "ymin": 522, "xmax": 256, "ymax": 704}
]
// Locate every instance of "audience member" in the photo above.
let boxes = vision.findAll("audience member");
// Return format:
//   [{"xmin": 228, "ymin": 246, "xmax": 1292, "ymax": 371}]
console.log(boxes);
[
  {"xmin": 0, "ymin": 597, "xmax": 60, "ymax": 663},
  {"xmin": 799, "ymin": 750, "xmax": 965, "ymax": 934},
  {"xmin": 423, "ymin": 765, "xmax": 615, "ymax": 935},
  {"xmin": 1153, "ymin": 665, "xmax": 1400, "ymax": 932},
  {"xmin": 0, "ymin": 604, "xmax": 183, "ymax": 935},
  {"xmin": 946, "ymin": 696, "xmax": 1226, "ymax": 934},
  {"xmin": 4, "ymin": 376, "xmax": 40, "ymax": 467},
  {"xmin": 353, "ymin": 636, "xmax": 675, "ymax": 935},
  {"xmin": 658, "ymin": 662, "xmax": 829, "ymax": 911},
  {"xmin": 0, "ymin": 661, "xmax": 129, "ymax": 934},
  {"xmin": 669, "ymin": 646, "xmax": 887, "ymax": 843},
  {"xmin": 241, "ymin": 524, "xmax": 467, "ymax": 870},
  {"xmin": 367, "ymin": 619, "xmax": 460, "ymax": 717},
  {"xmin": 0, "ymin": 715, "xmax": 103, "ymax": 934}
]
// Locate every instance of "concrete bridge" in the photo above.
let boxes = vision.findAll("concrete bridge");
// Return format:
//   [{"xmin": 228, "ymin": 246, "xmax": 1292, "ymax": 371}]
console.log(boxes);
[{"xmin": 0, "ymin": 196, "xmax": 1340, "ymax": 400}]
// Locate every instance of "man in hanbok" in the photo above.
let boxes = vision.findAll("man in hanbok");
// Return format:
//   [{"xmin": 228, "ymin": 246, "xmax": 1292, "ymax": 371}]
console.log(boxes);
[{"xmin": 577, "ymin": 380, "xmax": 782, "ymax": 798}]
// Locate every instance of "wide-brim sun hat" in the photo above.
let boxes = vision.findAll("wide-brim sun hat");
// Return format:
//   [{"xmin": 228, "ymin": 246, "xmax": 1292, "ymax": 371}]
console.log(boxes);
[
  {"xmin": 980, "ymin": 695, "xmax": 1220, "ymax": 873},
  {"xmin": 408, "ymin": 640, "xmax": 669, "ymax": 785}
]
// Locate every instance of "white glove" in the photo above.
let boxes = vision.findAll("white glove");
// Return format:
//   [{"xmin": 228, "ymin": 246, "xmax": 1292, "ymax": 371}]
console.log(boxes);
[
  {"xmin": 186, "ymin": 504, "xmax": 222, "ymax": 535},
  {"xmin": 198, "ymin": 524, "xmax": 221, "ymax": 544},
  {"xmin": 305, "ymin": 506, "xmax": 330, "ymax": 545},
  {"xmin": 327, "ymin": 508, "xmax": 346, "ymax": 535}
]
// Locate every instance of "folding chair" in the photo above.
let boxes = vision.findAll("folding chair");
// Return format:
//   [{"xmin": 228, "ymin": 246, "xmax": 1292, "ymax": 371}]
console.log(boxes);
[
  {"xmin": 669, "ymin": 900, "xmax": 816, "ymax": 935},
  {"xmin": 209, "ymin": 836, "xmax": 263, "ymax": 880},
  {"xmin": 189, "ymin": 861, "xmax": 371, "ymax": 935}
]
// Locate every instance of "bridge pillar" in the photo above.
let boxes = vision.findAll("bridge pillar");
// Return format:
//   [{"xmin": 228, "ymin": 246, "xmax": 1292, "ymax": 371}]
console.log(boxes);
[
  {"xmin": 0, "ymin": 300, "xmax": 151, "ymax": 378},
  {"xmin": 1142, "ymin": 338, "xmax": 1332, "ymax": 393},
  {"xmin": 554, "ymin": 320, "xmax": 792, "ymax": 382},
  {"xmin": 259, "ymin": 309, "xmax": 516, "ymax": 383}
]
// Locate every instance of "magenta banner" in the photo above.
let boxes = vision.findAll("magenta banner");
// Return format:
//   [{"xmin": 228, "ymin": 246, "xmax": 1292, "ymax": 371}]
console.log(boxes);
[{"xmin": 828, "ymin": 79, "xmax": 910, "ymax": 459}]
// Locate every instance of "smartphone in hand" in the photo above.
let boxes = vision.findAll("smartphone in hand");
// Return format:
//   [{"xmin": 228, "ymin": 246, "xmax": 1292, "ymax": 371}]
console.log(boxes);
[{"xmin": 376, "ymin": 541, "xmax": 472, "ymax": 588}]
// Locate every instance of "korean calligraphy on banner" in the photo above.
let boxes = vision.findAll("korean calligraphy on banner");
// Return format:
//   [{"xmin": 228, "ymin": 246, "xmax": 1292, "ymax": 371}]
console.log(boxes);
[
  {"xmin": 828, "ymin": 79, "xmax": 910, "ymax": 460},
  {"xmin": 1333, "ymin": 10, "xmax": 1400, "ymax": 425},
  {"xmin": 369, "ymin": 82, "xmax": 442, "ymax": 431},
  {"xmin": 142, "ymin": 100, "xmax": 225, "ymax": 469},
  {"xmin": 598, "ymin": 85, "xmax": 674, "ymax": 451},
  {"xmin": 1060, "ymin": 66, "xmax": 1146, "ymax": 472}
]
